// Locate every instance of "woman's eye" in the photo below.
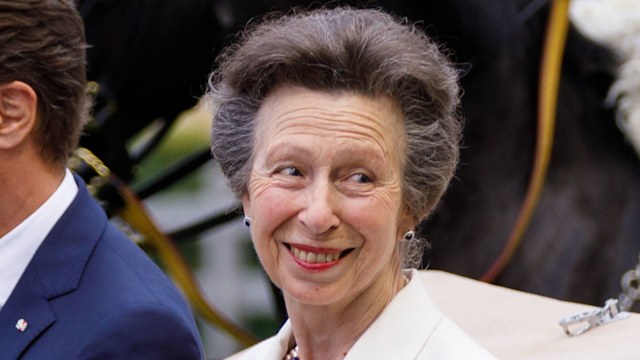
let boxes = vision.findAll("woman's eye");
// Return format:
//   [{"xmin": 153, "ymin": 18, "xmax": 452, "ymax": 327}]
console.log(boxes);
[
  {"xmin": 349, "ymin": 173, "xmax": 371, "ymax": 183},
  {"xmin": 279, "ymin": 167, "xmax": 302, "ymax": 176}
]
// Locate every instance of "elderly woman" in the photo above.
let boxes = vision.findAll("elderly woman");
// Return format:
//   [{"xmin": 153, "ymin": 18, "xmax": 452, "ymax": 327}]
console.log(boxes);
[{"xmin": 207, "ymin": 6, "xmax": 496, "ymax": 360}]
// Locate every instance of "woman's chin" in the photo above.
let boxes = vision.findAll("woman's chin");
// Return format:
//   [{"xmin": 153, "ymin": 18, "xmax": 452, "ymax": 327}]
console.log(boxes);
[
  {"xmin": 281, "ymin": 279, "xmax": 349, "ymax": 307},
  {"xmin": 285, "ymin": 291, "xmax": 338, "ymax": 307}
]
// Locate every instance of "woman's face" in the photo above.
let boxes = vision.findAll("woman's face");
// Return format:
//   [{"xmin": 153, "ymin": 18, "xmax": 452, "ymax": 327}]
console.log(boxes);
[{"xmin": 243, "ymin": 85, "xmax": 408, "ymax": 307}]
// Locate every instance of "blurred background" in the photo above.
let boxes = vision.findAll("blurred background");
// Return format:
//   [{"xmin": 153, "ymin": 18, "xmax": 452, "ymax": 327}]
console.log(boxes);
[{"xmin": 73, "ymin": 0, "xmax": 640, "ymax": 358}]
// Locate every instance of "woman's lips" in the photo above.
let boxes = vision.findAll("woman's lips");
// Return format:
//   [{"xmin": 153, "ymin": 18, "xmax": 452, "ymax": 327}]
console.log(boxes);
[
  {"xmin": 292, "ymin": 246, "xmax": 341, "ymax": 263},
  {"xmin": 285, "ymin": 243, "xmax": 353, "ymax": 270}
]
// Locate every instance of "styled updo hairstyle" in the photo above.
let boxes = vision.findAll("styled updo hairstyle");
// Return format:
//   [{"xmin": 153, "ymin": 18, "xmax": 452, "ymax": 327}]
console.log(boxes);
[{"xmin": 207, "ymin": 6, "xmax": 462, "ymax": 229}]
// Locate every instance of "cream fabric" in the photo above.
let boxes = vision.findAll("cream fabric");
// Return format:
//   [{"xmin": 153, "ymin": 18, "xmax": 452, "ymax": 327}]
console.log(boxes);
[
  {"xmin": 226, "ymin": 269, "xmax": 496, "ymax": 359},
  {"xmin": 422, "ymin": 270, "xmax": 640, "ymax": 360}
]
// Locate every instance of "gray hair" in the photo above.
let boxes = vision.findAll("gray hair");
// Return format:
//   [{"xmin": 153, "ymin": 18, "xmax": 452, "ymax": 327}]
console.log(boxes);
[{"xmin": 206, "ymin": 6, "xmax": 461, "ymax": 267}]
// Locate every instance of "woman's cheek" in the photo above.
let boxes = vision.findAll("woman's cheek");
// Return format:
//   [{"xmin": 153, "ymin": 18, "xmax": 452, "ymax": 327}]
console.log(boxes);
[
  {"xmin": 253, "ymin": 187, "xmax": 300, "ymax": 241},
  {"xmin": 353, "ymin": 192, "xmax": 399, "ymax": 222}
]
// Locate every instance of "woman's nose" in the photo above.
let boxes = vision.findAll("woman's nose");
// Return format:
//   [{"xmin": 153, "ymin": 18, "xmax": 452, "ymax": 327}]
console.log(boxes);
[{"xmin": 297, "ymin": 178, "xmax": 340, "ymax": 235}]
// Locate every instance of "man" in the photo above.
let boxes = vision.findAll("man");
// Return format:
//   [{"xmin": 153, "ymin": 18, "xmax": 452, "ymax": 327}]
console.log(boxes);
[{"xmin": 0, "ymin": 1, "xmax": 204, "ymax": 358}]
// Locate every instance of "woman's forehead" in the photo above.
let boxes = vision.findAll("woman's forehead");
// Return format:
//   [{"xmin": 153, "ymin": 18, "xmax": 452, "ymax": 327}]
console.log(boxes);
[
  {"xmin": 256, "ymin": 85, "xmax": 403, "ymax": 137},
  {"xmin": 254, "ymin": 85, "xmax": 406, "ymax": 162}
]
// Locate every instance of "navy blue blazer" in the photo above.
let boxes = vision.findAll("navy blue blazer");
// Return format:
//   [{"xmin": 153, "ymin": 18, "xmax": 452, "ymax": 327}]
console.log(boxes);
[{"xmin": 0, "ymin": 175, "xmax": 204, "ymax": 359}]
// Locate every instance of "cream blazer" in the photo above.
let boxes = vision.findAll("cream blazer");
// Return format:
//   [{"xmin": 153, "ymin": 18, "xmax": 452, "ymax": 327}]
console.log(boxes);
[{"xmin": 226, "ymin": 269, "xmax": 496, "ymax": 359}]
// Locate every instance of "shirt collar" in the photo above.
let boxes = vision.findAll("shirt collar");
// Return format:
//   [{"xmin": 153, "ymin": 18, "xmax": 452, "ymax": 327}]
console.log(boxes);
[{"xmin": 0, "ymin": 169, "xmax": 78, "ymax": 308}]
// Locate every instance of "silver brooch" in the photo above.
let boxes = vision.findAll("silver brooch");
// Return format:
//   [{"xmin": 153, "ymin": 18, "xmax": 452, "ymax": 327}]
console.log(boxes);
[{"xmin": 15, "ymin": 318, "xmax": 28, "ymax": 332}]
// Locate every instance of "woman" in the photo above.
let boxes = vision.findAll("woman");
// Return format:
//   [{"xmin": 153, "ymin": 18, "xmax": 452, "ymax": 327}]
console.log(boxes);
[{"xmin": 207, "ymin": 6, "xmax": 496, "ymax": 359}]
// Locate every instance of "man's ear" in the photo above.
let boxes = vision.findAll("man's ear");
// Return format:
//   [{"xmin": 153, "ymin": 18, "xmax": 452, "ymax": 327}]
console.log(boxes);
[{"xmin": 0, "ymin": 81, "xmax": 38, "ymax": 150}]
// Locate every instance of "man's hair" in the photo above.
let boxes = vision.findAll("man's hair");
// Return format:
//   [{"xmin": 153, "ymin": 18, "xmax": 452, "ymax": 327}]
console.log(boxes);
[{"xmin": 0, "ymin": 0, "xmax": 89, "ymax": 166}]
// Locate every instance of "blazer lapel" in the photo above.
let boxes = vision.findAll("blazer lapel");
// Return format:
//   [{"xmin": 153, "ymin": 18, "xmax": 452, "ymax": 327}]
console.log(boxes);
[
  {"xmin": 346, "ymin": 269, "xmax": 441, "ymax": 359},
  {"xmin": 0, "ymin": 175, "xmax": 106, "ymax": 358},
  {"xmin": 0, "ymin": 268, "xmax": 56, "ymax": 359},
  {"xmin": 267, "ymin": 320, "xmax": 295, "ymax": 360}
]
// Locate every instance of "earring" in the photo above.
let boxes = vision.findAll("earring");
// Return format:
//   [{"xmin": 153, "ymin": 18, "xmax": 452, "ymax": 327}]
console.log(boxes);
[
  {"xmin": 402, "ymin": 230, "xmax": 415, "ymax": 241},
  {"xmin": 243, "ymin": 216, "xmax": 252, "ymax": 227}
]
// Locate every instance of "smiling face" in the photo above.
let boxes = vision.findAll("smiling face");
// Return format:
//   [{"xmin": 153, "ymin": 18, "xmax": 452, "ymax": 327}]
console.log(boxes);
[{"xmin": 243, "ymin": 85, "xmax": 409, "ymax": 308}]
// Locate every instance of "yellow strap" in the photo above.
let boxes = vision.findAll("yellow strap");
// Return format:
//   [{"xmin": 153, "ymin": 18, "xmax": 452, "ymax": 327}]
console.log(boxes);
[{"xmin": 481, "ymin": 0, "xmax": 571, "ymax": 282}]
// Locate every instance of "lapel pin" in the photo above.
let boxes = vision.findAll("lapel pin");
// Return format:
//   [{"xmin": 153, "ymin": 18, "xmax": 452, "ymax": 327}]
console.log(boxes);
[{"xmin": 15, "ymin": 319, "xmax": 28, "ymax": 332}]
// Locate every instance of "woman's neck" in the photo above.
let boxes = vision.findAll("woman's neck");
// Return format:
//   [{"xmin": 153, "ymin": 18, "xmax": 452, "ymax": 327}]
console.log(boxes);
[{"xmin": 284, "ymin": 271, "xmax": 407, "ymax": 360}]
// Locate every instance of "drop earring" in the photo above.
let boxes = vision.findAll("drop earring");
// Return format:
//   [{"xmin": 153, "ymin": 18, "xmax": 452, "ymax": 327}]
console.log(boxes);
[
  {"xmin": 402, "ymin": 230, "xmax": 415, "ymax": 241},
  {"xmin": 243, "ymin": 216, "xmax": 252, "ymax": 227}
]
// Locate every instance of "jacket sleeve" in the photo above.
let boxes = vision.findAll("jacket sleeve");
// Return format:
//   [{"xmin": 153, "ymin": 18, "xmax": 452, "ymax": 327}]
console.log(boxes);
[{"xmin": 73, "ymin": 303, "xmax": 204, "ymax": 360}]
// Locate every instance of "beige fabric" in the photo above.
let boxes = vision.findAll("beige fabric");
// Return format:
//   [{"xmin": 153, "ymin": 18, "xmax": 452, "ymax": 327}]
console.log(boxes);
[
  {"xmin": 228, "ymin": 270, "xmax": 639, "ymax": 359},
  {"xmin": 421, "ymin": 270, "xmax": 640, "ymax": 360}
]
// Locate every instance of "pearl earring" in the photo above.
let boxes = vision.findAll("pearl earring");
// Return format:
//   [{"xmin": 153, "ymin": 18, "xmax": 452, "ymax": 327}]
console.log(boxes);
[{"xmin": 243, "ymin": 216, "xmax": 252, "ymax": 227}]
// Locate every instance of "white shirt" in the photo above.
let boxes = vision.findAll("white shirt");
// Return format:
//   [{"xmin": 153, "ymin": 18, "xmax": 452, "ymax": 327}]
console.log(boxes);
[{"xmin": 0, "ymin": 169, "xmax": 78, "ymax": 308}]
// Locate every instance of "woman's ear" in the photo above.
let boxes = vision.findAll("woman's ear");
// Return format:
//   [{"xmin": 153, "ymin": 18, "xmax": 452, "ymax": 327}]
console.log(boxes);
[
  {"xmin": 397, "ymin": 206, "xmax": 419, "ymax": 241},
  {"xmin": 0, "ymin": 81, "xmax": 37, "ymax": 150},
  {"xmin": 241, "ymin": 192, "xmax": 251, "ymax": 217}
]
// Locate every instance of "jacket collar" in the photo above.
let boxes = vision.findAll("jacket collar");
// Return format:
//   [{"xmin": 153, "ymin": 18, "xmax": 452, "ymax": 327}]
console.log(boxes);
[
  {"xmin": 259, "ymin": 269, "xmax": 442, "ymax": 360},
  {"xmin": 0, "ymin": 174, "xmax": 107, "ymax": 358},
  {"xmin": 346, "ymin": 269, "xmax": 442, "ymax": 359},
  {"xmin": 267, "ymin": 320, "xmax": 295, "ymax": 360}
]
